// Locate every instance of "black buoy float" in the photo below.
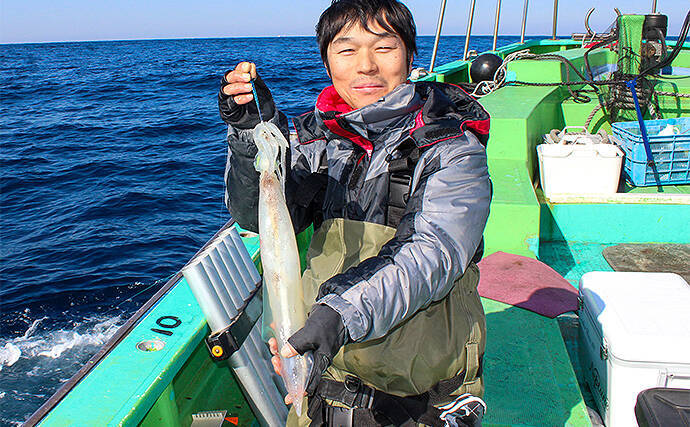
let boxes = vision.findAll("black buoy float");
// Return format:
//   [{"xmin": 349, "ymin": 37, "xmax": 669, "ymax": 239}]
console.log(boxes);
[{"xmin": 470, "ymin": 53, "xmax": 503, "ymax": 83}]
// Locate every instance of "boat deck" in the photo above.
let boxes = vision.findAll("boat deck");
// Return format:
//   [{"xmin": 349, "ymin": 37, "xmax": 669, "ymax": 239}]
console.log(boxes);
[
  {"xmin": 482, "ymin": 294, "xmax": 590, "ymax": 426},
  {"xmin": 481, "ymin": 239, "xmax": 614, "ymax": 426}
]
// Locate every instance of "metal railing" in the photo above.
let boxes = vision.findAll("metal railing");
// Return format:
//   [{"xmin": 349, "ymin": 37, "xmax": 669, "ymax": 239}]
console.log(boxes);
[
  {"xmin": 552, "ymin": 0, "xmax": 559, "ymax": 39},
  {"xmin": 492, "ymin": 0, "xmax": 503, "ymax": 50},
  {"xmin": 521, "ymin": 0, "xmax": 530, "ymax": 44},
  {"xmin": 429, "ymin": 0, "xmax": 571, "ymax": 69},
  {"xmin": 462, "ymin": 0, "xmax": 477, "ymax": 60},
  {"xmin": 429, "ymin": 0, "xmax": 448, "ymax": 72}
]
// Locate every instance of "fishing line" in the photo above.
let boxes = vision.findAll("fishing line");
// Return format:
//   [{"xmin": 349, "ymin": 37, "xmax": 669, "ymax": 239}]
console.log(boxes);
[
  {"xmin": 250, "ymin": 79, "xmax": 263, "ymax": 122},
  {"xmin": 100, "ymin": 273, "xmax": 176, "ymax": 317}
]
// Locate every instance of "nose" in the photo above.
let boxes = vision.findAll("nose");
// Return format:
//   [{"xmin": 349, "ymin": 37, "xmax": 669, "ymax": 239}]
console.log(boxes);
[{"xmin": 356, "ymin": 50, "xmax": 378, "ymax": 74}]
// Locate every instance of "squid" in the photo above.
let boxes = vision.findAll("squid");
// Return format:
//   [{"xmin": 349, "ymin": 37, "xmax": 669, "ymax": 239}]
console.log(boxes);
[{"xmin": 253, "ymin": 121, "xmax": 311, "ymax": 416}]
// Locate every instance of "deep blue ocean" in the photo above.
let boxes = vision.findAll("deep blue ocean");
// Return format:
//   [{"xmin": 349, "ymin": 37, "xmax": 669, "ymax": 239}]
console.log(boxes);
[{"xmin": 0, "ymin": 35, "xmax": 521, "ymax": 424}]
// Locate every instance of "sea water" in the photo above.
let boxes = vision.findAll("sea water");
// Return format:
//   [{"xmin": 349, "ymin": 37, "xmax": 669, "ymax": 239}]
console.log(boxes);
[{"xmin": 0, "ymin": 35, "xmax": 520, "ymax": 424}]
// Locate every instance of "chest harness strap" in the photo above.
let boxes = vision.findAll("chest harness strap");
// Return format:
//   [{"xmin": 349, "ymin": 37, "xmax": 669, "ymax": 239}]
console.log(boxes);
[{"xmin": 386, "ymin": 142, "xmax": 421, "ymax": 228}]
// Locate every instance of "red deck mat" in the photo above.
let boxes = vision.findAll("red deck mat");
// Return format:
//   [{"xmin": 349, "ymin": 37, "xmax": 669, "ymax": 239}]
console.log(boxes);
[{"xmin": 477, "ymin": 251, "xmax": 578, "ymax": 318}]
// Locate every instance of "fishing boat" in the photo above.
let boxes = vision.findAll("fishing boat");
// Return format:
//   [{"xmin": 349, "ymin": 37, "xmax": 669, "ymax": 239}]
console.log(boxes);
[{"xmin": 24, "ymin": 1, "xmax": 689, "ymax": 426}]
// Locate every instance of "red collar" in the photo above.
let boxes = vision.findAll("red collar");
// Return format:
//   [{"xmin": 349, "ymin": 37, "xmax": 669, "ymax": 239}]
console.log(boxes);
[
  {"xmin": 315, "ymin": 85, "xmax": 354, "ymax": 114},
  {"xmin": 315, "ymin": 86, "xmax": 373, "ymax": 155}
]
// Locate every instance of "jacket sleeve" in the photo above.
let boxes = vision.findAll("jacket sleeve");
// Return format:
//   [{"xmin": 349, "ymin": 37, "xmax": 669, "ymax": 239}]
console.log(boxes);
[
  {"xmin": 220, "ymin": 78, "xmax": 323, "ymax": 233},
  {"xmin": 316, "ymin": 131, "xmax": 491, "ymax": 342}
]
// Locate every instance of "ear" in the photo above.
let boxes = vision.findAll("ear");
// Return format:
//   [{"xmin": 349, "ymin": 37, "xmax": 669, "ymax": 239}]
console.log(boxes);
[
  {"xmin": 408, "ymin": 55, "xmax": 414, "ymax": 74},
  {"xmin": 324, "ymin": 61, "xmax": 331, "ymax": 79}
]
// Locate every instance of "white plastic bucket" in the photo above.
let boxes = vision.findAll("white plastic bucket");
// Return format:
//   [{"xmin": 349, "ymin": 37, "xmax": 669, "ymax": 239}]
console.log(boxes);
[{"xmin": 537, "ymin": 134, "xmax": 624, "ymax": 198}]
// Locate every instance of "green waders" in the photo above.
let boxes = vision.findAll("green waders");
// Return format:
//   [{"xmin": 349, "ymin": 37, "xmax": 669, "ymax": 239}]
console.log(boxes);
[{"xmin": 287, "ymin": 219, "xmax": 486, "ymax": 426}]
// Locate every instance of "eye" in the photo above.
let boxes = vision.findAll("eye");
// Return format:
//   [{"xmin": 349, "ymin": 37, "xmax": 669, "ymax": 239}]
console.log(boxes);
[
  {"xmin": 338, "ymin": 48, "xmax": 355, "ymax": 55},
  {"xmin": 376, "ymin": 45, "xmax": 395, "ymax": 52}
]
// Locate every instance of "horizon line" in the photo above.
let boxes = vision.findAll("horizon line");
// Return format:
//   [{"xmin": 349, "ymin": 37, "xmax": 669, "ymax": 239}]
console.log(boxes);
[{"xmin": 1, "ymin": 33, "xmax": 561, "ymax": 46}]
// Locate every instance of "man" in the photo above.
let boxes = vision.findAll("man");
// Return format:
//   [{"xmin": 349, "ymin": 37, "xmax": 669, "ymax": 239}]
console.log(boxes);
[{"xmin": 219, "ymin": 1, "xmax": 491, "ymax": 425}]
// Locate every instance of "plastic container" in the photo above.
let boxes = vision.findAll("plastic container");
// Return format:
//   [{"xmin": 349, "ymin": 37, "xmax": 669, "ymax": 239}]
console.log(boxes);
[
  {"xmin": 537, "ymin": 127, "xmax": 624, "ymax": 197},
  {"xmin": 578, "ymin": 272, "xmax": 690, "ymax": 427},
  {"xmin": 611, "ymin": 117, "xmax": 690, "ymax": 186},
  {"xmin": 635, "ymin": 388, "xmax": 690, "ymax": 427}
]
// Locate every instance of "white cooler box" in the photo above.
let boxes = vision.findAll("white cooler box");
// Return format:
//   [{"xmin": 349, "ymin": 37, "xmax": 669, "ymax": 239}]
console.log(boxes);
[
  {"xmin": 578, "ymin": 272, "xmax": 690, "ymax": 426},
  {"xmin": 537, "ymin": 127, "xmax": 624, "ymax": 198}
]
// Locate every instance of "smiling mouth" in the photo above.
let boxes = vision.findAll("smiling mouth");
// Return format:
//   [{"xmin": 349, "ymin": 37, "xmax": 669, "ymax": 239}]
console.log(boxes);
[{"xmin": 352, "ymin": 84, "xmax": 385, "ymax": 94}]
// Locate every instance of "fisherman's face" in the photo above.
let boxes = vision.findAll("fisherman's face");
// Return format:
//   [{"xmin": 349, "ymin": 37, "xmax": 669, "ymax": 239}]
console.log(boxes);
[{"xmin": 326, "ymin": 21, "xmax": 411, "ymax": 110}]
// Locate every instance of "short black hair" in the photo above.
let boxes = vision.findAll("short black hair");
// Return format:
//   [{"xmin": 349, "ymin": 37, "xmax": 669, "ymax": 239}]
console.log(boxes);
[{"xmin": 316, "ymin": 0, "xmax": 417, "ymax": 69}]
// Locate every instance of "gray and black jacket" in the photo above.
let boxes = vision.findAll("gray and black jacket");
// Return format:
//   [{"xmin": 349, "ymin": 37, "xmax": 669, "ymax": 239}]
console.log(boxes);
[{"xmin": 219, "ymin": 80, "xmax": 491, "ymax": 343}]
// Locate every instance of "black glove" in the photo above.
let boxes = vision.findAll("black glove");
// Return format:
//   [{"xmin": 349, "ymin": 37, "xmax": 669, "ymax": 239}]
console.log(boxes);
[
  {"xmin": 288, "ymin": 304, "xmax": 349, "ymax": 395},
  {"xmin": 218, "ymin": 73, "xmax": 276, "ymax": 129}
]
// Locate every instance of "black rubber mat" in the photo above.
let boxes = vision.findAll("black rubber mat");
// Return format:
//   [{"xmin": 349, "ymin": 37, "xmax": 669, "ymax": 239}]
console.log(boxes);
[{"xmin": 602, "ymin": 244, "xmax": 690, "ymax": 283}]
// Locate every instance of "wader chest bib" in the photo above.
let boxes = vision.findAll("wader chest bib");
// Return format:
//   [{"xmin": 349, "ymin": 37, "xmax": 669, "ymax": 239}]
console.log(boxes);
[{"xmin": 288, "ymin": 218, "xmax": 486, "ymax": 426}]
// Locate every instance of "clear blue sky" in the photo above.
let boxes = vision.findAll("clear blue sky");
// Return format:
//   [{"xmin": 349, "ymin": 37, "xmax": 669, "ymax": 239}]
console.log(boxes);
[{"xmin": 1, "ymin": 0, "xmax": 687, "ymax": 44}]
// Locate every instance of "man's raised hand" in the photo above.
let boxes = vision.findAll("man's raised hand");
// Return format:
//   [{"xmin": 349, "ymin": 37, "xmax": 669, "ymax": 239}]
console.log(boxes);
[{"xmin": 222, "ymin": 62, "xmax": 258, "ymax": 105}]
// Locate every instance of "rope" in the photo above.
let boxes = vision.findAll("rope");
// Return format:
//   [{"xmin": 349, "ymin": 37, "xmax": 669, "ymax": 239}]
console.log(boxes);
[
  {"xmin": 607, "ymin": 74, "xmax": 656, "ymax": 112},
  {"xmin": 510, "ymin": 76, "xmax": 665, "ymax": 119},
  {"xmin": 470, "ymin": 50, "xmax": 530, "ymax": 98},
  {"xmin": 654, "ymin": 90, "xmax": 690, "ymax": 98},
  {"xmin": 584, "ymin": 104, "xmax": 603, "ymax": 129},
  {"xmin": 471, "ymin": 50, "xmax": 601, "ymax": 101},
  {"xmin": 474, "ymin": 49, "xmax": 634, "ymax": 95},
  {"xmin": 509, "ymin": 79, "xmax": 629, "ymax": 87},
  {"xmin": 649, "ymin": 103, "xmax": 659, "ymax": 120},
  {"xmin": 581, "ymin": 91, "xmax": 669, "ymax": 131},
  {"xmin": 475, "ymin": 51, "xmax": 689, "ymax": 124}
]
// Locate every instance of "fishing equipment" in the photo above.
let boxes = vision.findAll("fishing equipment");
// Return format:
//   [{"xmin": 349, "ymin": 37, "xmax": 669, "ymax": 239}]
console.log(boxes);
[
  {"xmin": 250, "ymin": 78, "xmax": 264, "ymax": 123},
  {"xmin": 182, "ymin": 226, "xmax": 288, "ymax": 427},
  {"xmin": 640, "ymin": 14, "xmax": 668, "ymax": 74},
  {"xmin": 464, "ymin": 10, "xmax": 690, "ymax": 129},
  {"xmin": 625, "ymin": 77, "xmax": 658, "ymax": 180},
  {"xmin": 470, "ymin": 53, "xmax": 503, "ymax": 83}
]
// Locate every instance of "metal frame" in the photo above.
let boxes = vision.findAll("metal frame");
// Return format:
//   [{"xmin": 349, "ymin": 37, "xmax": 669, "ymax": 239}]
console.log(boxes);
[
  {"xmin": 492, "ymin": 0, "xmax": 503, "ymax": 51},
  {"xmin": 521, "ymin": 0, "xmax": 530, "ymax": 43},
  {"xmin": 429, "ymin": 0, "xmax": 448, "ymax": 72},
  {"xmin": 552, "ymin": 0, "xmax": 559, "ymax": 39},
  {"xmin": 463, "ymin": 0, "xmax": 478, "ymax": 60}
]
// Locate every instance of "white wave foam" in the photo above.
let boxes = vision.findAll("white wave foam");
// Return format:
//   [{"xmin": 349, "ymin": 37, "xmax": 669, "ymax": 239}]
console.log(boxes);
[
  {"xmin": 0, "ymin": 315, "xmax": 122, "ymax": 371},
  {"xmin": 23, "ymin": 317, "xmax": 46, "ymax": 338},
  {"xmin": 0, "ymin": 343, "xmax": 21, "ymax": 370}
]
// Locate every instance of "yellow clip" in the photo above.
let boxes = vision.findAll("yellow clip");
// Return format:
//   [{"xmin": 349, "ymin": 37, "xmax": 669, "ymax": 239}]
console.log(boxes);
[{"xmin": 211, "ymin": 345, "xmax": 224, "ymax": 357}]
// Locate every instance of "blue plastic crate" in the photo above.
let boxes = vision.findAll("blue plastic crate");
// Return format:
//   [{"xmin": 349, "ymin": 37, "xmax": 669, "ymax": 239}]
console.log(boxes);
[{"xmin": 611, "ymin": 118, "xmax": 690, "ymax": 186}]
